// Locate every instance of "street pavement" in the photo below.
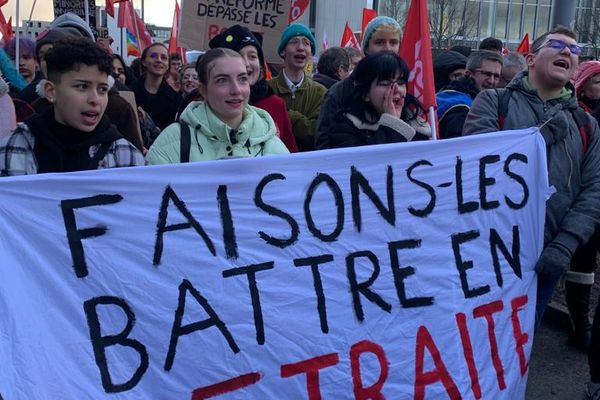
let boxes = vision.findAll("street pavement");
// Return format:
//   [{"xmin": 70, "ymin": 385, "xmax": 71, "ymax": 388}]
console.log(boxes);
[{"xmin": 526, "ymin": 305, "xmax": 590, "ymax": 399}]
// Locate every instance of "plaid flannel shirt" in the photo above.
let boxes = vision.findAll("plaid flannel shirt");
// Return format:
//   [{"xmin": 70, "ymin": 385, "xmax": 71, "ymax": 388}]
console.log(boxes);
[{"xmin": 0, "ymin": 123, "xmax": 145, "ymax": 176}]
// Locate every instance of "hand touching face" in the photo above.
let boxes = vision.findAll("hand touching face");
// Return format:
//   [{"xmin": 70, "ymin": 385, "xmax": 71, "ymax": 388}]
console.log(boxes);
[{"xmin": 367, "ymin": 75, "xmax": 406, "ymax": 118}]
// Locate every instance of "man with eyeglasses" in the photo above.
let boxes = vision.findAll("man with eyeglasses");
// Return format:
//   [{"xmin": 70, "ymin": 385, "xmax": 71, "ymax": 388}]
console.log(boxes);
[
  {"xmin": 436, "ymin": 50, "xmax": 503, "ymax": 139},
  {"xmin": 463, "ymin": 27, "xmax": 600, "ymax": 342}
]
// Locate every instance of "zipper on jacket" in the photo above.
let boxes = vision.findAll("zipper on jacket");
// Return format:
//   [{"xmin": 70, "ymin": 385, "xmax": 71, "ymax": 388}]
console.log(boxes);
[{"xmin": 564, "ymin": 140, "xmax": 573, "ymax": 189}]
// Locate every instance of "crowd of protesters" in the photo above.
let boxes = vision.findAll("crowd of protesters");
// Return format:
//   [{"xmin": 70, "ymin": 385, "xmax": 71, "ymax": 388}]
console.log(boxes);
[{"xmin": 0, "ymin": 11, "xmax": 600, "ymax": 399}]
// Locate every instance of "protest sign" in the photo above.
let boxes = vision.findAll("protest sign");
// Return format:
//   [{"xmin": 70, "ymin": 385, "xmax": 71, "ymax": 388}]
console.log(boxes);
[
  {"xmin": 179, "ymin": 0, "xmax": 292, "ymax": 62},
  {"xmin": 0, "ymin": 129, "xmax": 549, "ymax": 399},
  {"xmin": 53, "ymin": 0, "xmax": 98, "ymax": 36}
]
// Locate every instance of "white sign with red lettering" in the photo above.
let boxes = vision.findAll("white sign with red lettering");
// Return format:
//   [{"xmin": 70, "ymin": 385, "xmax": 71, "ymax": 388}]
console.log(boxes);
[{"xmin": 0, "ymin": 129, "xmax": 548, "ymax": 399}]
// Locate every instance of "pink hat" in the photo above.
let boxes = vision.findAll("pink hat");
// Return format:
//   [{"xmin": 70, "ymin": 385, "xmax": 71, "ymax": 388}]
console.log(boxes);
[{"xmin": 573, "ymin": 61, "xmax": 600, "ymax": 96}]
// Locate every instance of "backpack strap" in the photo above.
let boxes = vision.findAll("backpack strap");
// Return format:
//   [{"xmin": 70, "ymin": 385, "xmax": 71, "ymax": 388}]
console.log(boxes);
[
  {"xmin": 571, "ymin": 107, "xmax": 593, "ymax": 155},
  {"xmin": 179, "ymin": 121, "xmax": 191, "ymax": 163},
  {"xmin": 496, "ymin": 88, "xmax": 513, "ymax": 130}
]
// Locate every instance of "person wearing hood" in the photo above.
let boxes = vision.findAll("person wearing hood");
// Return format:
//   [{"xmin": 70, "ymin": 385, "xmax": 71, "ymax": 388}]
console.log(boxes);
[
  {"xmin": 463, "ymin": 27, "xmax": 600, "ymax": 353},
  {"xmin": 436, "ymin": 50, "xmax": 503, "ymax": 139},
  {"xmin": 146, "ymin": 48, "xmax": 289, "ymax": 164},
  {"xmin": 315, "ymin": 16, "xmax": 402, "ymax": 149},
  {"xmin": 49, "ymin": 12, "xmax": 95, "ymax": 41},
  {"xmin": 208, "ymin": 24, "xmax": 298, "ymax": 152},
  {"xmin": 0, "ymin": 38, "xmax": 144, "ymax": 176},
  {"xmin": 433, "ymin": 50, "xmax": 468, "ymax": 92}
]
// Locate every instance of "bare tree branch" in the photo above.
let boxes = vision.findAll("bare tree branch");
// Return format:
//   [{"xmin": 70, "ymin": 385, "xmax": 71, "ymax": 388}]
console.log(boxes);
[{"xmin": 378, "ymin": 0, "xmax": 479, "ymax": 49}]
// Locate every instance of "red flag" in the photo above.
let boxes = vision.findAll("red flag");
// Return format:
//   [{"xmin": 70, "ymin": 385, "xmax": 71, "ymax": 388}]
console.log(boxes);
[
  {"xmin": 400, "ymin": 0, "xmax": 436, "ymax": 113},
  {"xmin": 340, "ymin": 22, "xmax": 361, "ymax": 50},
  {"xmin": 289, "ymin": 0, "xmax": 310, "ymax": 23},
  {"xmin": 360, "ymin": 8, "xmax": 377, "ymax": 41},
  {"xmin": 117, "ymin": 0, "xmax": 135, "ymax": 31},
  {"xmin": 134, "ymin": 5, "xmax": 153, "ymax": 50},
  {"xmin": 106, "ymin": 0, "xmax": 115, "ymax": 18},
  {"xmin": 107, "ymin": 0, "xmax": 127, "ymax": 19},
  {"xmin": 168, "ymin": 0, "xmax": 180, "ymax": 54},
  {"xmin": 516, "ymin": 33, "xmax": 530, "ymax": 54},
  {"xmin": 0, "ymin": 11, "xmax": 12, "ymax": 43},
  {"xmin": 118, "ymin": 0, "xmax": 152, "ymax": 52}
]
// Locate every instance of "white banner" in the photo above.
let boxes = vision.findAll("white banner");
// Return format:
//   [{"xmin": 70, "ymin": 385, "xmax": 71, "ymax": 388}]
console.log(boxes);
[{"xmin": 0, "ymin": 128, "xmax": 549, "ymax": 399}]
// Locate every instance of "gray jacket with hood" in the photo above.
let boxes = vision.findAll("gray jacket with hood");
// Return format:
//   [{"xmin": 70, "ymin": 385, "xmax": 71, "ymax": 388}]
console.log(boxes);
[{"xmin": 463, "ymin": 71, "xmax": 600, "ymax": 261}]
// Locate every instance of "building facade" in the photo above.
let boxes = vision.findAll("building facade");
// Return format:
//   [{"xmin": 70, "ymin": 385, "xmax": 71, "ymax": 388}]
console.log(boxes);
[
  {"xmin": 15, "ymin": 20, "xmax": 52, "ymax": 38},
  {"xmin": 378, "ymin": 0, "xmax": 599, "ymax": 53}
]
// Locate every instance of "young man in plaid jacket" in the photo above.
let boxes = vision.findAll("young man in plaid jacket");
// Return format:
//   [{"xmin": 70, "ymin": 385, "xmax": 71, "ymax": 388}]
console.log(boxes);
[{"xmin": 0, "ymin": 38, "xmax": 144, "ymax": 176}]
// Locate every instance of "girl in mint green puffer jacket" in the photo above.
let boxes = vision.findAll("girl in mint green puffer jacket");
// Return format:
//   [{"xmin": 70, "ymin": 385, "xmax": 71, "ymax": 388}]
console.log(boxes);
[{"xmin": 146, "ymin": 49, "xmax": 288, "ymax": 164}]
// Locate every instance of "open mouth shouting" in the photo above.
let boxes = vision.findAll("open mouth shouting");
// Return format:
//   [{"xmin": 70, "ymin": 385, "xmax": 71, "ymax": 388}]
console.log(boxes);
[
  {"xmin": 81, "ymin": 110, "xmax": 101, "ymax": 126},
  {"xmin": 553, "ymin": 59, "xmax": 571, "ymax": 70},
  {"xmin": 293, "ymin": 53, "xmax": 307, "ymax": 66}
]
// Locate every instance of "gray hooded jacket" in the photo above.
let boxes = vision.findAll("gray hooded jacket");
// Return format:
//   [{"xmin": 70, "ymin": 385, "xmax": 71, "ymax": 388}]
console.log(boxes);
[{"xmin": 463, "ymin": 71, "xmax": 600, "ymax": 259}]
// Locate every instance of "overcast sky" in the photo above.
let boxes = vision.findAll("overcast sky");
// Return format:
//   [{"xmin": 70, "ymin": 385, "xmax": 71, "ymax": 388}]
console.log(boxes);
[{"xmin": 3, "ymin": 0, "xmax": 172, "ymax": 27}]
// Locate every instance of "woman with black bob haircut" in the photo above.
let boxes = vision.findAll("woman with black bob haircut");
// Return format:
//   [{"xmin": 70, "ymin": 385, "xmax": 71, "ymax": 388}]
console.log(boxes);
[{"xmin": 324, "ymin": 51, "xmax": 430, "ymax": 149}]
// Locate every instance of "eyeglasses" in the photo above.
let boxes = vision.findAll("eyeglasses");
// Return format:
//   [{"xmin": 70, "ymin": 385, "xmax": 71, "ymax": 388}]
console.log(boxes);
[
  {"xmin": 149, "ymin": 52, "xmax": 168, "ymax": 61},
  {"xmin": 287, "ymin": 37, "xmax": 311, "ymax": 47},
  {"xmin": 539, "ymin": 39, "xmax": 582, "ymax": 55},
  {"xmin": 473, "ymin": 69, "xmax": 501, "ymax": 80},
  {"xmin": 377, "ymin": 78, "xmax": 406, "ymax": 87}
]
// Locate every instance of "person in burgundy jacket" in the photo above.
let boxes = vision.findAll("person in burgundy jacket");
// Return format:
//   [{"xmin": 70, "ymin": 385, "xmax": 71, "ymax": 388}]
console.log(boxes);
[{"xmin": 208, "ymin": 25, "xmax": 298, "ymax": 153}]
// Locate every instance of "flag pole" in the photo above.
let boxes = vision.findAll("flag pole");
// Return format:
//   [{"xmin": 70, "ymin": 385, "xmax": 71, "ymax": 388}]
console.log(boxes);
[
  {"xmin": 429, "ymin": 106, "xmax": 437, "ymax": 140},
  {"xmin": 15, "ymin": 0, "xmax": 20, "ymax": 68},
  {"xmin": 84, "ymin": 0, "xmax": 90, "ymax": 25},
  {"xmin": 25, "ymin": 0, "xmax": 37, "ymax": 35}
]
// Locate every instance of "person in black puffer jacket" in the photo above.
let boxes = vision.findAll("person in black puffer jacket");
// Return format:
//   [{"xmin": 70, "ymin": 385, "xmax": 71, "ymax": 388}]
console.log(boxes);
[{"xmin": 323, "ymin": 52, "xmax": 430, "ymax": 149}]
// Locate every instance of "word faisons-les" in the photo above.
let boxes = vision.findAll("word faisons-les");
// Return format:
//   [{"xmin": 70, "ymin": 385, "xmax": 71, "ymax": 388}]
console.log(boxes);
[{"xmin": 59, "ymin": 152, "xmax": 530, "ymax": 395}]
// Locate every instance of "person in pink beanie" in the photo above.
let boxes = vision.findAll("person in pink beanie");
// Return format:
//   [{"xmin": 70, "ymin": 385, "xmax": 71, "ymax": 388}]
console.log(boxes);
[{"xmin": 573, "ymin": 60, "xmax": 600, "ymax": 112}]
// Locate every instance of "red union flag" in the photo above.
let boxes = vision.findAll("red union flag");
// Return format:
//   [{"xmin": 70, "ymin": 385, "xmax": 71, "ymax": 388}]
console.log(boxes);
[
  {"xmin": 340, "ymin": 22, "xmax": 360, "ymax": 50},
  {"xmin": 516, "ymin": 33, "xmax": 530, "ymax": 54},
  {"xmin": 289, "ymin": 0, "xmax": 310, "ymax": 23},
  {"xmin": 0, "ymin": 11, "xmax": 12, "ymax": 42},
  {"xmin": 106, "ymin": 0, "xmax": 115, "ymax": 17},
  {"xmin": 168, "ymin": 0, "xmax": 180, "ymax": 54},
  {"xmin": 361, "ymin": 8, "xmax": 377, "ymax": 41},
  {"xmin": 400, "ymin": 0, "xmax": 436, "ymax": 113}
]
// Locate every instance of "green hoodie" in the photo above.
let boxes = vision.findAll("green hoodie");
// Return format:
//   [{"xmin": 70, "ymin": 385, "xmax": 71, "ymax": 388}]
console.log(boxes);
[{"xmin": 146, "ymin": 101, "xmax": 289, "ymax": 165}]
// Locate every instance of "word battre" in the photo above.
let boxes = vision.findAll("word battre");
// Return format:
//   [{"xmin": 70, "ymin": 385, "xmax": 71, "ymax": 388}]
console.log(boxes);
[
  {"xmin": 197, "ymin": 0, "xmax": 285, "ymax": 28},
  {"xmin": 85, "ymin": 293, "xmax": 529, "ymax": 398}
]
